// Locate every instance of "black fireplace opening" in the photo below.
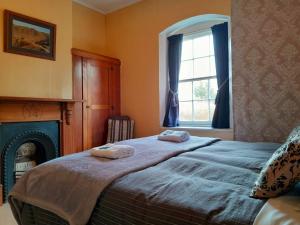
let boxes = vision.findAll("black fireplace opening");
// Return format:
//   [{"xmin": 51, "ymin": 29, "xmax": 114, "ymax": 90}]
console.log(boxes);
[
  {"xmin": 15, "ymin": 141, "xmax": 47, "ymax": 182},
  {"xmin": 0, "ymin": 121, "xmax": 59, "ymax": 200}
]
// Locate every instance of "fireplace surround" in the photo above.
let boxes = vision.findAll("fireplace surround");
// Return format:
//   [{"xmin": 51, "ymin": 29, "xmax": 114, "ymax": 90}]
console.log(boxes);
[
  {"xmin": 0, "ymin": 96, "xmax": 82, "ymax": 204},
  {"xmin": 0, "ymin": 121, "xmax": 59, "ymax": 199}
]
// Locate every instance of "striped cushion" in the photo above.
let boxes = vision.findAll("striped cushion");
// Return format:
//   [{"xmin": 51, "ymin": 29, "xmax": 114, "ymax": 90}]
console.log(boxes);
[{"xmin": 107, "ymin": 118, "xmax": 134, "ymax": 143}]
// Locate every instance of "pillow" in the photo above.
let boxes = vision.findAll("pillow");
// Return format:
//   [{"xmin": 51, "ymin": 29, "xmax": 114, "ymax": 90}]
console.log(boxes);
[
  {"xmin": 286, "ymin": 125, "xmax": 300, "ymax": 142},
  {"xmin": 250, "ymin": 138, "xmax": 300, "ymax": 198}
]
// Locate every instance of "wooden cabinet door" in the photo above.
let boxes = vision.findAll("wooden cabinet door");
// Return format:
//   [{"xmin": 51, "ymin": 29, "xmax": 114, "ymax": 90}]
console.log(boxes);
[
  {"xmin": 71, "ymin": 49, "xmax": 121, "ymax": 152},
  {"xmin": 83, "ymin": 58, "xmax": 111, "ymax": 148}
]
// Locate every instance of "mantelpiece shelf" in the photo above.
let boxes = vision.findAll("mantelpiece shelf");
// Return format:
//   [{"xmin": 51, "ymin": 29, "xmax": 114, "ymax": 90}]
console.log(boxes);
[
  {"xmin": 0, "ymin": 96, "xmax": 84, "ymax": 102},
  {"xmin": 0, "ymin": 96, "xmax": 84, "ymax": 126}
]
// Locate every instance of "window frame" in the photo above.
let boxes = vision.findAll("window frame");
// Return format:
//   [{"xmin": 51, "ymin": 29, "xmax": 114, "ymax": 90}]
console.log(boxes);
[
  {"xmin": 158, "ymin": 15, "xmax": 231, "ymax": 130},
  {"xmin": 178, "ymin": 29, "xmax": 217, "ymax": 127}
]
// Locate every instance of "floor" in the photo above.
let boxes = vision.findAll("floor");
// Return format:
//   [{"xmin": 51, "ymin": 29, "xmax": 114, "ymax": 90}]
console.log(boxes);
[{"xmin": 0, "ymin": 204, "xmax": 17, "ymax": 225}]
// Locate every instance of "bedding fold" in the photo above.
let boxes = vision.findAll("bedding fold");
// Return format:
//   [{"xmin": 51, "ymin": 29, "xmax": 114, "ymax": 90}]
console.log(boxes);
[{"xmin": 9, "ymin": 135, "xmax": 219, "ymax": 225}]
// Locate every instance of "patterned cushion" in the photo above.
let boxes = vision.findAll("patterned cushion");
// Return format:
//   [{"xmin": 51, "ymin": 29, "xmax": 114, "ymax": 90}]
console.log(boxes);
[
  {"xmin": 287, "ymin": 125, "xmax": 300, "ymax": 142},
  {"xmin": 250, "ymin": 138, "xmax": 300, "ymax": 198}
]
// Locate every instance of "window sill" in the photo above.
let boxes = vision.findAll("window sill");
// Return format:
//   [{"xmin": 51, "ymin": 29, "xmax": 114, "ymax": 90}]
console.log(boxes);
[
  {"xmin": 163, "ymin": 126, "xmax": 232, "ymax": 131},
  {"xmin": 160, "ymin": 126, "xmax": 233, "ymax": 140}
]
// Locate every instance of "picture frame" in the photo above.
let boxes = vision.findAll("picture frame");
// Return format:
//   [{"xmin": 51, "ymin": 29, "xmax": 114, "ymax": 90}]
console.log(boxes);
[{"xmin": 4, "ymin": 10, "xmax": 56, "ymax": 60}]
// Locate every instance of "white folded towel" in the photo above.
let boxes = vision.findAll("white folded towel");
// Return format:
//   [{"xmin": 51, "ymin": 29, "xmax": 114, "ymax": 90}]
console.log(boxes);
[
  {"xmin": 158, "ymin": 130, "xmax": 190, "ymax": 143},
  {"xmin": 91, "ymin": 144, "xmax": 135, "ymax": 159}
]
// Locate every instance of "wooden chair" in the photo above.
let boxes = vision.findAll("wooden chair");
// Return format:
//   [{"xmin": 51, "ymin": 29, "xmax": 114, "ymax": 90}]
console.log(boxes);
[{"xmin": 106, "ymin": 116, "xmax": 134, "ymax": 143}]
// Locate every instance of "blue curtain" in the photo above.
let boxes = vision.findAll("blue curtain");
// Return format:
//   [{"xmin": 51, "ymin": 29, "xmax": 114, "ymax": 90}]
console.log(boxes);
[
  {"xmin": 163, "ymin": 34, "xmax": 183, "ymax": 127},
  {"xmin": 211, "ymin": 22, "xmax": 230, "ymax": 128}
]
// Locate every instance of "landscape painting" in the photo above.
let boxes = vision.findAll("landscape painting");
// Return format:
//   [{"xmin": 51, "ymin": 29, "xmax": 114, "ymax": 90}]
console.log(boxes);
[{"xmin": 4, "ymin": 10, "xmax": 56, "ymax": 60}]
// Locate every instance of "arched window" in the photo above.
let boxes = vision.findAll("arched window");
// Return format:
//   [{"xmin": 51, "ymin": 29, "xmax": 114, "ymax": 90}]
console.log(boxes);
[{"xmin": 159, "ymin": 14, "xmax": 231, "ymax": 128}]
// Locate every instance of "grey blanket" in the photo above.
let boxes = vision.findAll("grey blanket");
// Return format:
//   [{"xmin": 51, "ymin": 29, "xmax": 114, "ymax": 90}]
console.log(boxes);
[
  {"xmin": 91, "ymin": 141, "xmax": 279, "ymax": 225},
  {"xmin": 9, "ymin": 136, "xmax": 218, "ymax": 225}
]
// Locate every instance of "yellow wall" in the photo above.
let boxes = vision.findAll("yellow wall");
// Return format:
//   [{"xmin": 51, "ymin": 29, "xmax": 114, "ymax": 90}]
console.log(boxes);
[
  {"xmin": 0, "ymin": 1, "xmax": 106, "ymax": 99},
  {"xmin": 0, "ymin": 0, "xmax": 231, "ymax": 137},
  {"xmin": 106, "ymin": 0, "xmax": 231, "ymax": 137},
  {"xmin": 72, "ymin": 2, "xmax": 106, "ymax": 54},
  {"xmin": 0, "ymin": 0, "xmax": 72, "ymax": 99}
]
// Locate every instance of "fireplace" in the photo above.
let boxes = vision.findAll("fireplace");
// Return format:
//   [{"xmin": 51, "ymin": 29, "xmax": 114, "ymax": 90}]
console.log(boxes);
[
  {"xmin": 0, "ymin": 121, "xmax": 59, "ymax": 200},
  {"xmin": 0, "ymin": 96, "xmax": 81, "ymax": 204}
]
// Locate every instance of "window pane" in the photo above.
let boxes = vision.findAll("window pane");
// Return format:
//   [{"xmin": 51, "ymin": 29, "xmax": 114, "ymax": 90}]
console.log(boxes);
[
  {"xmin": 209, "ymin": 78, "xmax": 218, "ymax": 99},
  {"xmin": 209, "ymin": 100, "xmax": 216, "ymax": 120},
  {"xmin": 178, "ymin": 82, "xmax": 192, "ymax": 101},
  {"xmin": 210, "ymin": 56, "xmax": 216, "ymax": 75},
  {"xmin": 209, "ymin": 34, "xmax": 215, "ymax": 55},
  {"xmin": 193, "ymin": 80, "xmax": 208, "ymax": 100},
  {"xmin": 194, "ymin": 101, "xmax": 209, "ymax": 121},
  {"xmin": 194, "ymin": 35, "xmax": 210, "ymax": 58},
  {"xmin": 179, "ymin": 60, "xmax": 193, "ymax": 80},
  {"xmin": 181, "ymin": 39, "xmax": 193, "ymax": 60},
  {"xmin": 178, "ymin": 30, "xmax": 226, "ymax": 126},
  {"xmin": 194, "ymin": 57, "xmax": 210, "ymax": 78},
  {"xmin": 179, "ymin": 101, "xmax": 193, "ymax": 121}
]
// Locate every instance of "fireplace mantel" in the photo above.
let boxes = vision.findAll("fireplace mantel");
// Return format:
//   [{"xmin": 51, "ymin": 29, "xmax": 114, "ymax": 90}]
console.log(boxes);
[
  {"xmin": 0, "ymin": 96, "xmax": 83, "ymax": 203},
  {"xmin": 0, "ymin": 96, "xmax": 83, "ymax": 103},
  {"xmin": 0, "ymin": 96, "xmax": 83, "ymax": 125},
  {"xmin": 0, "ymin": 96, "xmax": 82, "ymax": 156}
]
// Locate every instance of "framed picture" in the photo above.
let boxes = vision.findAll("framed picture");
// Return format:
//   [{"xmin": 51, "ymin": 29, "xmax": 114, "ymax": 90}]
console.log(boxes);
[{"xmin": 4, "ymin": 10, "xmax": 56, "ymax": 60}]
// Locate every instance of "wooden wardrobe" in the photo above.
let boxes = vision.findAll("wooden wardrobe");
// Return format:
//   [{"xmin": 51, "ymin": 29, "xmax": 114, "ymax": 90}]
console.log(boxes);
[{"xmin": 70, "ymin": 49, "xmax": 120, "ymax": 153}]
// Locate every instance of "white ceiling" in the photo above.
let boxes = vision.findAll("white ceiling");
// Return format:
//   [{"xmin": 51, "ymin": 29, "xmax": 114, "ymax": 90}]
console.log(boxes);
[{"xmin": 73, "ymin": 0, "xmax": 142, "ymax": 14}]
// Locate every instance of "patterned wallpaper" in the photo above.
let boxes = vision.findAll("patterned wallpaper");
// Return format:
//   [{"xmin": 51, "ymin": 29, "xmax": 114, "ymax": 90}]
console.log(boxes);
[{"xmin": 232, "ymin": 0, "xmax": 300, "ymax": 142}]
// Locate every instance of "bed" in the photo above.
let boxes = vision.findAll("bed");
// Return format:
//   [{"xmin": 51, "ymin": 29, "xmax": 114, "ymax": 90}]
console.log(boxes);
[{"xmin": 8, "ymin": 136, "xmax": 298, "ymax": 225}]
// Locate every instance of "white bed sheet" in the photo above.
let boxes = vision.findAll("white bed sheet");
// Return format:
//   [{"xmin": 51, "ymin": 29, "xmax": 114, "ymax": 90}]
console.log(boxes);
[{"xmin": 254, "ymin": 184, "xmax": 300, "ymax": 225}]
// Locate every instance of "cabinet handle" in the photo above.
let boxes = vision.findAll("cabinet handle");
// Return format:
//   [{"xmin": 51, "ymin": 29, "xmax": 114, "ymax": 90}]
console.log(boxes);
[{"xmin": 86, "ymin": 105, "xmax": 111, "ymax": 110}]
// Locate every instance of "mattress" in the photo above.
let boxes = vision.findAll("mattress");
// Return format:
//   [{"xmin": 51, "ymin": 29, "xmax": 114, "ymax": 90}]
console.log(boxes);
[
  {"xmin": 13, "ymin": 140, "xmax": 280, "ymax": 225},
  {"xmin": 254, "ymin": 183, "xmax": 300, "ymax": 225}
]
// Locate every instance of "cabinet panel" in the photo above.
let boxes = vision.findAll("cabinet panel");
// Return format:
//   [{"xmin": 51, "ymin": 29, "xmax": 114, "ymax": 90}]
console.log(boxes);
[
  {"xmin": 85, "ymin": 59, "xmax": 111, "ymax": 148},
  {"xmin": 72, "ymin": 49, "xmax": 121, "ymax": 152}
]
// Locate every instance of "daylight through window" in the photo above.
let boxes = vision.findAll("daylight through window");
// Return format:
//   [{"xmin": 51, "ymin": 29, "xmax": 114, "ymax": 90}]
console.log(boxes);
[{"xmin": 178, "ymin": 31, "xmax": 217, "ymax": 126}]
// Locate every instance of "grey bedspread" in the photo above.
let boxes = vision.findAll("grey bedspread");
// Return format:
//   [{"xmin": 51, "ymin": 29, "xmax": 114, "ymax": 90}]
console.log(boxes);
[
  {"xmin": 9, "ymin": 136, "xmax": 218, "ymax": 225},
  {"xmin": 91, "ymin": 141, "xmax": 279, "ymax": 225}
]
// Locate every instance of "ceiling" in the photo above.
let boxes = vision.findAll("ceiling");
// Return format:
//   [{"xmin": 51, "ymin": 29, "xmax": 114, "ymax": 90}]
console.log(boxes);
[{"xmin": 73, "ymin": 0, "xmax": 142, "ymax": 14}]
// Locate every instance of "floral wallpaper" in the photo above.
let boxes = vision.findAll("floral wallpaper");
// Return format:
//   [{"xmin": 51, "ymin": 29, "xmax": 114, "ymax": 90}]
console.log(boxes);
[{"xmin": 232, "ymin": 0, "xmax": 300, "ymax": 142}]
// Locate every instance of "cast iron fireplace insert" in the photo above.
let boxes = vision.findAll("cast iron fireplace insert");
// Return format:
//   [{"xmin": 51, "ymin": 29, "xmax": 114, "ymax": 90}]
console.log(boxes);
[{"xmin": 0, "ymin": 121, "xmax": 59, "ymax": 200}]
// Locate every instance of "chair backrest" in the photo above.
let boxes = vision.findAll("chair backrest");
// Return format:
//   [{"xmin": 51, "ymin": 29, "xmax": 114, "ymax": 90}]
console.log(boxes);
[{"xmin": 107, "ymin": 116, "xmax": 134, "ymax": 143}]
